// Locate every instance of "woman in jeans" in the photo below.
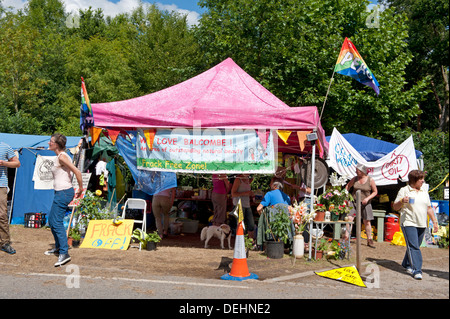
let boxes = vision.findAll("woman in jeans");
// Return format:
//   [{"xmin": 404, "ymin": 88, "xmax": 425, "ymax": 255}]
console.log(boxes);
[
  {"xmin": 46, "ymin": 134, "xmax": 83, "ymax": 267},
  {"xmin": 393, "ymin": 170, "xmax": 439, "ymax": 280}
]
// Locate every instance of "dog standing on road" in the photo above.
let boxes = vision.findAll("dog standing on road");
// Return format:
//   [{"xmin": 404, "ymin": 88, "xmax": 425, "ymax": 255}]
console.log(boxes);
[{"xmin": 200, "ymin": 224, "xmax": 232, "ymax": 249}]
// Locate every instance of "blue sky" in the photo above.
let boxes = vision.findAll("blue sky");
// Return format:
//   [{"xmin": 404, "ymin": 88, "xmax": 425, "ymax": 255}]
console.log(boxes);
[
  {"xmin": 4, "ymin": 0, "xmax": 379, "ymax": 26},
  {"xmin": 3, "ymin": 0, "xmax": 206, "ymax": 25}
]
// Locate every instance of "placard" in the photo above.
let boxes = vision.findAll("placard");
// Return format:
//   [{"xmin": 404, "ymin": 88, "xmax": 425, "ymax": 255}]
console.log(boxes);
[
  {"xmin": 315, "ymin": 265, "xmax": 366, "ymax": 287},
  {"xmin": 68, "ymin": 173, "xmax": 91, "ymax": 207},
  {"xmin": 80, "ymin": 219, "xmax": 134, "ymax": 250}
]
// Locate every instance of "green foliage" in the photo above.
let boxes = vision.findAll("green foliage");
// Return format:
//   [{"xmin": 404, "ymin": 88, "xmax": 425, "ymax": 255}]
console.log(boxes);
[
  {"xmin": 196, "ymin": 0, "xmax": 431, "ymax": 136},
  {"xmin": 77, "ymin": 190, "xmax": 111, "ymax": 230},
  {"xmin": 392, "ymin": 129, "xmax": 449, "ymax": 199},
  {"xmin": 132, "ymin": 229, "xmax": 161, "ymax": 249},
  {"xmin": 266, "ymin": 207, "xmax": 292, "ymax": 244}
]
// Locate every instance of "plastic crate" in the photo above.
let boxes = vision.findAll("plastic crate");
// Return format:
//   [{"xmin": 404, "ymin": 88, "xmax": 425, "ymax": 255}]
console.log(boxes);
[
  {"xmin": 177, "ymin": 218, "xmax": 199, "ymax": 233},
  {"xmin": 24, "ymin": 213, "xmax": 47, "ymax": 228}
]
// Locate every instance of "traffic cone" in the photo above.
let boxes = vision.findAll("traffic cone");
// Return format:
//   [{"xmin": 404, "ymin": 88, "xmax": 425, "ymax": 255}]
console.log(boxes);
[{"xmin": 221, "ymin": 221, "xmax": 258, "ymax": 281}]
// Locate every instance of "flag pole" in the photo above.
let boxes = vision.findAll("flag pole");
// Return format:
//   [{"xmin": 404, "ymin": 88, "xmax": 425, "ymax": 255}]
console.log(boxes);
[{"xmin": 320, "ymin": 69, "xmax": 335, "ymax": 121}]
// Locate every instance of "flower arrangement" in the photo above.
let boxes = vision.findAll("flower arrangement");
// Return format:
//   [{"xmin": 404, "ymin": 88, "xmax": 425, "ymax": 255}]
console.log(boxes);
[
  {"xmin": 288, "ymin": 201, "xmax": 316, "ymax": 233},
  {"xmin": 316, "ymin": 173, "xmax": 353, "ymax": 218}
]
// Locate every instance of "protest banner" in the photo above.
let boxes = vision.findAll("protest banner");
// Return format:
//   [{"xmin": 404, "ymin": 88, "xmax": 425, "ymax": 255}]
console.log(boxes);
[{"xmin": 136, "ymin": 128, "xmax": 276, "ymax": 174}]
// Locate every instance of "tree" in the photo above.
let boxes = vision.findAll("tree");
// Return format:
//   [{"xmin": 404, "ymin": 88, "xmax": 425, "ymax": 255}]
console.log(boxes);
[
  {"xmin": 0, "ymin": 10, "xmax": 45, "ymax": 133},
  {"xmin": 195, "ymin": 0, "xmax": 428, "ymax": 137},
  {"xmin": 127, "ymin": 4, "xmax": 202, "ymax": 95},
  {"xmin": 382, "ymin": 0, "xmax": 449, "ymax": 132}
]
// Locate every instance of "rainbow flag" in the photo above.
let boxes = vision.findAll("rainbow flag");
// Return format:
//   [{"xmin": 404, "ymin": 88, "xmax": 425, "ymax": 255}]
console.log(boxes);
[
  {"xmin": 80, "ymin": 77, "xmax": 94, "ymax": 133},
  {"xmin": 334, "ymin": 37, "xmax": 379, "ymax": 95}
]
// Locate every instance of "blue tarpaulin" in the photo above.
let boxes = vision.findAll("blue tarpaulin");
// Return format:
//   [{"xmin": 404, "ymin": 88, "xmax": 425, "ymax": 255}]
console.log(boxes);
[
  {"xmin": 115, "ymin": 132, "xmax": 177, "ymax": 196},
  {"xmin": 0, "ymin": 132, "xmax": 81, "ymax": 150},
  {"xmin": 1, "ymin": 133, "xmax": 82, "ymax": 225},
  {"xmin": 325, "ymin": 133, "xmax": 423, "ymax": 161}
]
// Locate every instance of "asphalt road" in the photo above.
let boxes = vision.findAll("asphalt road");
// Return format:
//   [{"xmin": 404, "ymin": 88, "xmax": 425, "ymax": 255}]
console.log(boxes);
[{"xmin": 1, "ymin": 258, "xmax": 448, "ymax": 312}]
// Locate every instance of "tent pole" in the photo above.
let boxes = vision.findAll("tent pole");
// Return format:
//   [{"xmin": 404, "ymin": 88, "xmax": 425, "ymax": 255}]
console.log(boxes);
[
  {"xmin": 8, "ymin": 165, "xmax": 18, "ymax": 225},
  {"xmin": 320, "ymin": 70, "xmax": 335, "ymax": 121}
]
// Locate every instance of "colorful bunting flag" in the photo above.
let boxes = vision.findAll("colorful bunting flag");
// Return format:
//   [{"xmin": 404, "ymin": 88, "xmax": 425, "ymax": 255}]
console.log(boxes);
[
  {"xmin": 256, "ymin": 129, "xmax": 270, "ymax": 150},
  {"xmin": 296, "ymin": 131, "xmax": 311, "ymax": 152},
  {"xmin": 277, "ymin": 130, "xmax": 292, "ymax": 145},
  {"xmin": 143, "ymin": 129, "xmax": 156, "ymax": 150},
  {"xmin": 90, "ymin": 127, "xmax": 102, "ymax": 146},
  {"xmin": 334, "ymin": 37, "xmax": 380, "ymax": 95}
]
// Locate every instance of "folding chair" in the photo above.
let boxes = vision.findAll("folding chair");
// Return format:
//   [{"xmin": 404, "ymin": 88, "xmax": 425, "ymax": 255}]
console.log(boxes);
[{"xmin": 121, "ymin": 198, "xmax": 147, "ymax": 250}]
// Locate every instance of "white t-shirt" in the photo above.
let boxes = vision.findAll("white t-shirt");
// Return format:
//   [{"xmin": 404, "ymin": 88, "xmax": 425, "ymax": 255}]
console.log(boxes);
[{"xmin": 395, "ymin": 184, "xmax": 431, "ymax": 228}]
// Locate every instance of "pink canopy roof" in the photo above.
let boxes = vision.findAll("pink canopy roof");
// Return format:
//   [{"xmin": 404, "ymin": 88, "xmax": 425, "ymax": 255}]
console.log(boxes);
[{"xmin": 91, "ymin": 58, "xmax": 328, "ymax": 155}]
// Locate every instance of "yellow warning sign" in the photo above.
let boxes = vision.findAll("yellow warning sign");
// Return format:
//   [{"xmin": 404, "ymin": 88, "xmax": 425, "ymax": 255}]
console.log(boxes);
[{"xmin": 315, "ymin": 265, "xmax": 366, "ymax": 288}]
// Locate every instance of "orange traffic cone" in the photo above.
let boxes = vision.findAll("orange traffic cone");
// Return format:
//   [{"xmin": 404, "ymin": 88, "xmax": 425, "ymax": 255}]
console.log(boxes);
[{"xmin": 221, "ymin": 221, "xmax": 258, "ymax": 281}]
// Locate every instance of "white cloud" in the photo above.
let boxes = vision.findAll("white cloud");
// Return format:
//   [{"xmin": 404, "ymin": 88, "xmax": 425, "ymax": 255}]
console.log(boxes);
[{"xmin": 2, "ymin": 0, "xmax": 200, "ymax": 26}]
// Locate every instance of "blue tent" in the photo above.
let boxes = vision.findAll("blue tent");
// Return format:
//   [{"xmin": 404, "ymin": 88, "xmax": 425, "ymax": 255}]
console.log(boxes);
[
  {"xmin": 0, "ymin": 133, "xmax": 82, "ymax": 225},
  {"xmin": 325, "ymin": 133, "xmax": 423, "ymax": 161},
  {"xmin": 0, "ymin": 132, "xmax": 81, "ymax": 150}
]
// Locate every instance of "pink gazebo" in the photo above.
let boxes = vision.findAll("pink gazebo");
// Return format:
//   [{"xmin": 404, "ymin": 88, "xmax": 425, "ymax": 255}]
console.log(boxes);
[{"xmin": 91, "ymin": 58, "xmax": 328, "ymax": 156}]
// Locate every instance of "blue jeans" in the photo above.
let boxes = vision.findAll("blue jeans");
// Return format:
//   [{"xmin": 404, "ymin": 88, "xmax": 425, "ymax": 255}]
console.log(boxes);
[
  {"xmin": 401, "ymin": 226, "xmax": 426, "ymax": 275},
  {"xmin": 48, "ymin": 188, "xmax": 74, "ymax": 255}
]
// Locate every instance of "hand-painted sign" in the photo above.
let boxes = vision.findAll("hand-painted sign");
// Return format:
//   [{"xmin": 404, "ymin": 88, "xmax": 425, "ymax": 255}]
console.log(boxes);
[
  {"xmin": 80, "ymin": 219, "xmax": 134, "ymax": 250},
  {"xmin": 327, "ymin": 128, "xmax": 418, "ymax": 185},
  {"xmin": 315, "ymin": 265, "xmax": 366, "ymax": 287},
  {"xmin": 136, "ymin": 128, "xmax": 276, "ymax": 174}
]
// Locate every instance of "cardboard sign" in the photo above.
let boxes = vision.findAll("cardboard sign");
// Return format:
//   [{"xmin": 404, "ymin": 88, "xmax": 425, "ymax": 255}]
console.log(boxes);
[
  {"xmin": 80, "ymin": 219, "xmax": 134, "ymax": 250},
  {"xmin": 69, "ymin": 173, "xmax": 91, "ymax": 207},
  {"xmin": 315, "ymin": 265, "xmax": 366, "ymax": 288}
]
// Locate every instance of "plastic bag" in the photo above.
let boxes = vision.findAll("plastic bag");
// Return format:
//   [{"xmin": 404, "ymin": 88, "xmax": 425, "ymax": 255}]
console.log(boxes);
[{"xmin": 391, "ymin": 231, "xmax": 406, "ymax": 246}]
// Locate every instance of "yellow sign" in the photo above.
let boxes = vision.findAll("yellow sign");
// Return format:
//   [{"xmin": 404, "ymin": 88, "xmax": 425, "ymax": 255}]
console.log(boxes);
[
  {"xmin": 80, "ymin": 219, "xmax": 134, "ymax": 250},
  {"xmin": 315, "ymin": 265, "xmax": 366, "ymax": 288}
]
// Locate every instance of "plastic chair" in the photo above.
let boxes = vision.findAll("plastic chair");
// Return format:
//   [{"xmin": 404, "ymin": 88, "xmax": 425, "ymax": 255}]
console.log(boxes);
[{"xmin": 121, "ymin": 198, "xmax": 147, "ymax": 250}]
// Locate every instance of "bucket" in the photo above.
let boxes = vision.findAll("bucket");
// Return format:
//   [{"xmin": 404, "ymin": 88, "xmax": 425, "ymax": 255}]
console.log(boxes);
[{"xmin": 385, "ymin": 216, "xmax": 400, "ymax": 242}]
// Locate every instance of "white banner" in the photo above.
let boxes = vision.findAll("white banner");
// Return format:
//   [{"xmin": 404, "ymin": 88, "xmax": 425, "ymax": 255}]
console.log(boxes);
[{"xmin": 327, "ymin": 128, "xmax": 418, "ymax": 185}]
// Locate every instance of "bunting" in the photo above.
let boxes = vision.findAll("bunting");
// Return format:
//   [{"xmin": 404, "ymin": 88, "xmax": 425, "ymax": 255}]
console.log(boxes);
[{"xmin": 277, "ymin": 130, "xmax": 292, "ymax": 145}]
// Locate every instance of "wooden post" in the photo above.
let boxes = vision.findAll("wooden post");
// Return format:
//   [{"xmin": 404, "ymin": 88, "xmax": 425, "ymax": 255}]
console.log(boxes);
[
  {"xmin": 356, "ymin": 190, "xmax": 361, "ymax": 272},
  {"xmin": 66, "ymin": 206, "xmax": 76, "ymax": 237}
]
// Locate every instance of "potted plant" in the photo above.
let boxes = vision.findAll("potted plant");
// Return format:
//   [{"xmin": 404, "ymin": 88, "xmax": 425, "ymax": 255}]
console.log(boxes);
[
  {"xmin": 68, "ymin": 227, "xmax": 81, "ymax": 248},
  {"xmin": 327, "ymin": 239, "xmax": 347, "ymax": 260},
  {"xmin": 265, "ymin": 205, "xmax": 292, "ymax": 259},
  {"xmin": 244, "ymin": 234, "xmax": 254, "ymax": 258},
  {"xmin": 132, "ymin": 229, "xmax": 161, "ymax": 251},
  {"xmin": 313, "ymin": 238, "xmax": 328, "ymax": 260}
]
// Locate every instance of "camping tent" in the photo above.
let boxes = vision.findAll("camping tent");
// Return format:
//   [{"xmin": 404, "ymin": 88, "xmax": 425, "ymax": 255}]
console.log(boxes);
[
  {"xmin": 0, "ymin": 133, "xmax": 82, "ymax": 225},
  {"xmin": 91, "ymin": 58, "xmax": 329, "ymax": 157}
]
